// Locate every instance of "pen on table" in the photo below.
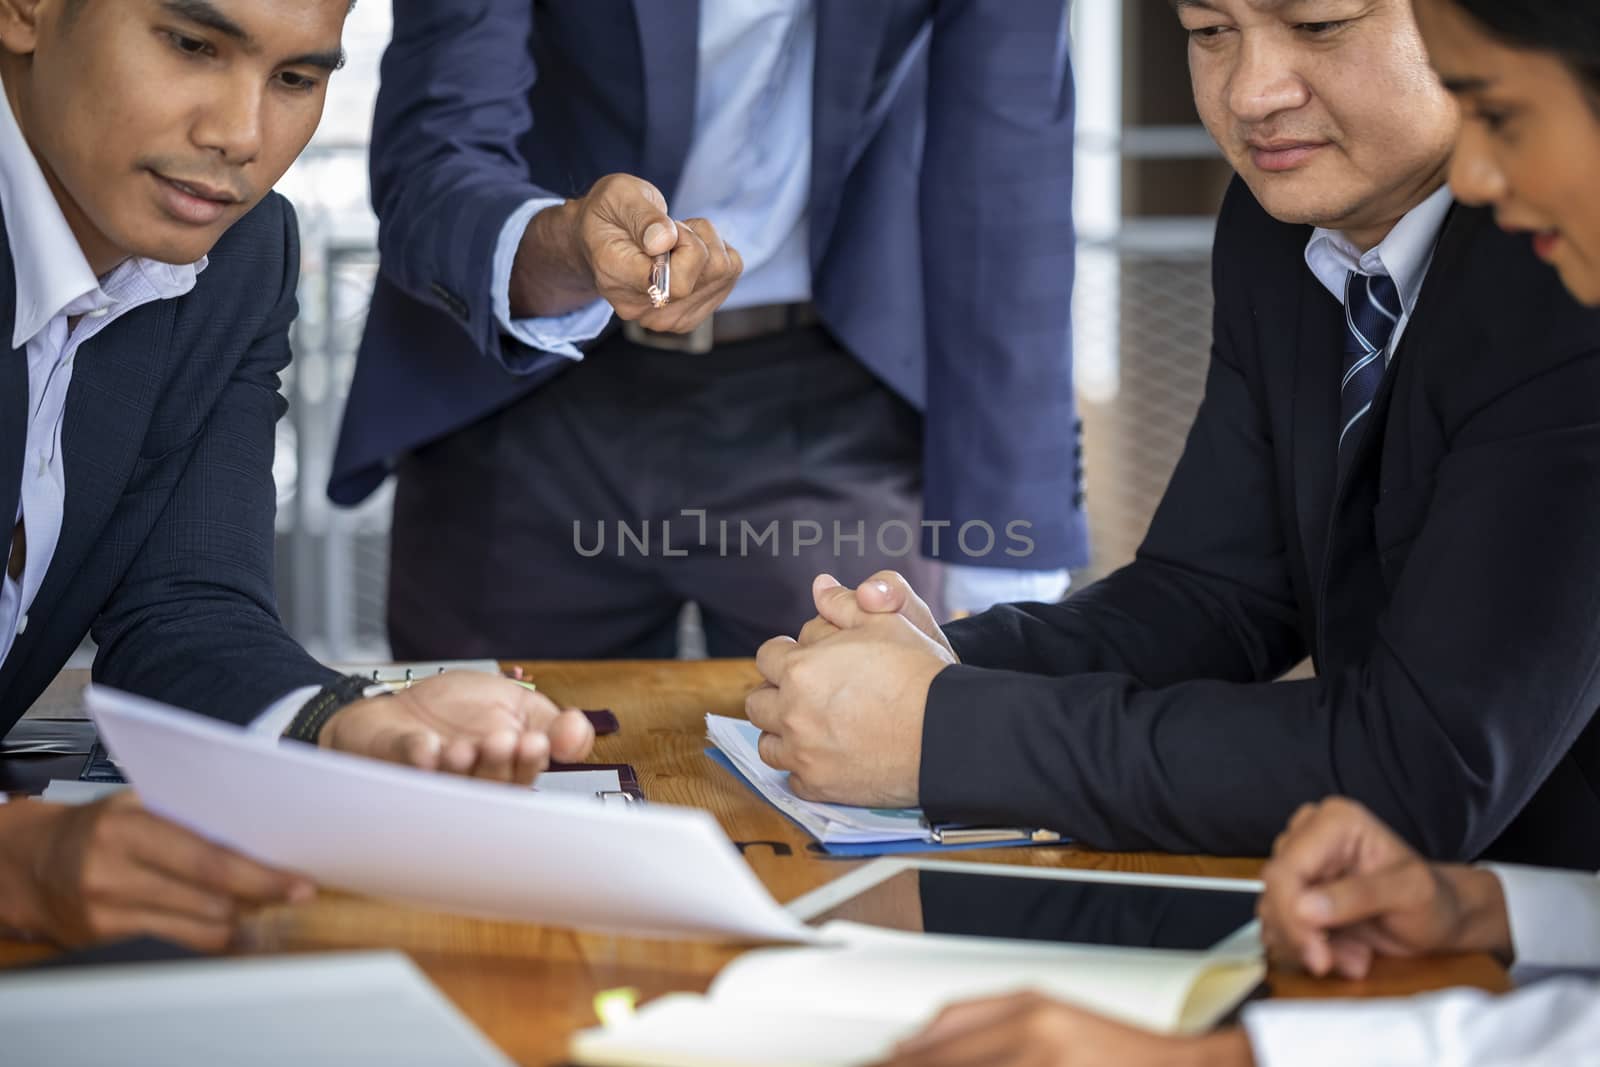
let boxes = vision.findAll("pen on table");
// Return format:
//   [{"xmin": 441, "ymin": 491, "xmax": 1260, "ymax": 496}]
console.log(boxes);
[{"xmin": 923, "ymin": 820, "xmax": 1064, "ymax": 846}]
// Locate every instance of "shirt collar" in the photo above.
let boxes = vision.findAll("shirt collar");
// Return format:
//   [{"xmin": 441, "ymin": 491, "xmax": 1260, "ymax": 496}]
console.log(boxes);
[
  {"xmin": 0, "ymin": 71, "xmax": 206, "ymax": 350},
  {"xmin": 1304, "ymin": 184, "xmax": 1455, "ymax": 316}
]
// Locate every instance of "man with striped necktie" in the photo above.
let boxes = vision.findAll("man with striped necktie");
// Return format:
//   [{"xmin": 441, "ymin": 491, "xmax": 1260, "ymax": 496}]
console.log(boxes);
[{"xmin": 751, "ymin": 0, "xmax": 1600, "ymax": 870}]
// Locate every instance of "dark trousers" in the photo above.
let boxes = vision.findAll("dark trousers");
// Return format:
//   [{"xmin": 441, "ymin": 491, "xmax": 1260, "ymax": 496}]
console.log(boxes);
[{"xmin": 388, "ymin": 325, "xmax": 936, "ymax": 659}]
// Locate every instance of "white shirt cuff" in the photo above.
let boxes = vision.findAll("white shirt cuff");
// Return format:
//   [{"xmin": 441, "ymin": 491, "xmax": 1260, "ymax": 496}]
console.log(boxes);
[
  {"xmin": 1483, "ymin": 863, "xmax": 1600, "ymax": 973},
  {"xmin": 1245, "ymin": 980, "xmax": 1600, "ymax": 1067},
  {"xmin": 492, "ymin": 197, "xmax": 613, "ymax": 358},
  {"xmin": 1243, "ymin": 995, "xmax": 1440, "ymax": 1067},
  {"xmin": 251, "ymin": 685, "xmax": 322, "ymax": 738},
  {"xmin": 941, "ymin": 563, "xmax": 1070, "ymax": 619}
]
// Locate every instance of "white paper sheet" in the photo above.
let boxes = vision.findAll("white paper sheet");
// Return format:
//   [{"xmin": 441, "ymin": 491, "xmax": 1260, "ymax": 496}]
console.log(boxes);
[
  {"xmin": 707, "ymin": 715, "xmax": 931, "ymax": 845},
  {"xmin": 532, "ymin": 768, "xmax": 623, "ymax": 797},
  {"xmin": 40, "ymin": 780, "xmax": 126, "ymax": 805},
  {"xmin": 39, "ymin": 770, "xmax": 623, "ymax": 806},
  {"xmin": 0, "ymin": 951, "xmax": 515, "ymax": 1067},
  {"xmin": 87, "ymin": 686, "xmax": 818, "ymax": 943}
]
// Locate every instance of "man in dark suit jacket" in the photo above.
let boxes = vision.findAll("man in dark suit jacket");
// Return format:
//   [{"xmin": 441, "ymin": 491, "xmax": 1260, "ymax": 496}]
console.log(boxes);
[
  {"xmin": 747, "ymin": 0, "xmax": 1600, "ymax": 870},
  {"xmin": 0, "ymin": 0, "xmax": 592, "ymax": 951},
  {"xmin": 329, "ymin": 0, "xmax": 1088, "ymax": 660}
]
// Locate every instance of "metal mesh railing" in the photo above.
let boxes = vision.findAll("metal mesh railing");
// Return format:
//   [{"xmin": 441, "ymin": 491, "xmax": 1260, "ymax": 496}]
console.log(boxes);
[
  {"xmin": 1073, "ymin": 247, "xmax": 1214, "ymax": 584},
  {"xmin": 276, "ymin": 167, "xmax": 391, "ymax": 661}
]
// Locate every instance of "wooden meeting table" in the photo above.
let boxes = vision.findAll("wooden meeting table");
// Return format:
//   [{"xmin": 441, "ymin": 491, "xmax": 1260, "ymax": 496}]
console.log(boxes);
[{"xmin": 0, "ymin": 660, "xmax": 1509, "ymax": 1065}]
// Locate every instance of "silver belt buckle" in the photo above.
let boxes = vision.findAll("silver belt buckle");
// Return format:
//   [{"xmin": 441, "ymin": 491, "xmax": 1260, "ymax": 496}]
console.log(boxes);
[{"xmin": 622, "ymin": 317, "xmax": 715, "ymax": 355}]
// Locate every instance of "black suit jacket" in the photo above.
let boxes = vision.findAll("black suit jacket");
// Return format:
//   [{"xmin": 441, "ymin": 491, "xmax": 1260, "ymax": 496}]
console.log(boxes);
[
  {"xmin": 0, "ymin": 195, "xmax": 338, "ymax": 728},
  {"xmin": 924, "ymin": 178, "xmax": 1600, "ymax": 869}
]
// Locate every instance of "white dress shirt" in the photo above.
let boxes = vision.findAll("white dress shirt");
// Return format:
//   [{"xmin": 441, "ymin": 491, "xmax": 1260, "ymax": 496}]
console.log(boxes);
[
  {"xmin": 1244, "ymin": 978, "xmax": 1600, "ymax": 1067},
  {"xmin": 1303, "ymin": 184, "xmax": 1455, "ymax": 366},
  {"xmin": 1488, "ymin": 863, "xmax": 1600, "ymax": 975},
  {"xmin": 1243, "ymin": 862, "xmax": 1600, "ymax": 1064},
  {"xmin": 0, "ymin": 73, "xmax": 206, "ymax": 673},
  {"xmin": 0, "ymin": 74, "xmax": 318, "ymax": 730}
]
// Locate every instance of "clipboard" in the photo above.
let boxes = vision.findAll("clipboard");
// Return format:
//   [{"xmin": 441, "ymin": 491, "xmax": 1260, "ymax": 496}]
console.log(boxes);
[
  {"xmin": 83, "ymin": 743, "xmax": 643, "ymax": 804},
  {"xmin": 550, "ymin": 762, "xmax": 646, "ymax": 807}
]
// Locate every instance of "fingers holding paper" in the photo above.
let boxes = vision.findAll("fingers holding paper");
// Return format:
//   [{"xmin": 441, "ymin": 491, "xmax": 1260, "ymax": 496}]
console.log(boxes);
[
  {"xmin": 320, "ymin": 672, "xmax": 596, "ymax": 786},
  {"xmin": 2, "ymin": 793, "xmax": 313, "ymax": 951},
  {"xmin": 748, "ymin": 610, "xmax": 955, "ymax": 808}
]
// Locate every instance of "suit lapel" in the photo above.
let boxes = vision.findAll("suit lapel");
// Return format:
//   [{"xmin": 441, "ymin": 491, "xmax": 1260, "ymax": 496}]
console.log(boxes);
[
  {"xmin": 1311, "ymin": 203, "xmax": 1472, "ymax": 666},
  {"xmin": 0, "ymin": 226, "xmax": 24, "ymax": 557},
  {"xmin": 808, "ymin": 0, "xmax": 895, "ymax": 266},
  {"xmin": 630, "ymin": 0, "xmax": 701, "ymax": 200},
  {"xmin": 1290, "ymin": 264, "xmax": 1344, "ymax": 614}
]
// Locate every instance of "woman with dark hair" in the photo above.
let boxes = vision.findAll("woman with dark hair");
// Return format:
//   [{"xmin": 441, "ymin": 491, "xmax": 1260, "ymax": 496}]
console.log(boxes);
[
  {"xmin": 1427, "ymin": 0, "xmax": 1600, "ymax": 307},
  {"xmin": 881, "ymin": 0, "xmax": 1600, "ymax": 1063}
]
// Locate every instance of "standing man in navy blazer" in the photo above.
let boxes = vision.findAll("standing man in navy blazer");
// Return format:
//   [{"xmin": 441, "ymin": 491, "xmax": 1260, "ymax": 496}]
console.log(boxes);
[
  {"xmin": 331, "ymin": 0, "xmax": 1087, "ymax": 659},
  {"xmin": 0, "ymin": 0, "xmax": 592, "ymax": 951}
]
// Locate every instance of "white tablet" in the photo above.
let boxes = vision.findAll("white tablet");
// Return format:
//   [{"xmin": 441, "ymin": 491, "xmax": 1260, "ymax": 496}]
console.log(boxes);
[{"xmin": 787, "ymin": 858, "xmax": 1262, "ymax": 955}]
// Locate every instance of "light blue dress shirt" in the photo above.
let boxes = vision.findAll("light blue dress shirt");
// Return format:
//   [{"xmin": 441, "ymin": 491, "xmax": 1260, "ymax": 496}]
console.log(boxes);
[
  {"xmin": 491, "ymin": 0, "xmax": 815, "ymax": 357},
  {"xmin": 485, "ymin": 0, "xmax": 1067, "ymax": 612},
  {"xmin": 1303, "ymin": 185, "xmax": 1454, "ymax": 368}
]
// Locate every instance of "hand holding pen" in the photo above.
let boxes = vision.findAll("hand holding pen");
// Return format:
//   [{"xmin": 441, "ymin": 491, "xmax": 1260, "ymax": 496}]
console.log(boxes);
[
  {"xmin": 510, "ymin": 173, "xmax": 742, "ymax": 334},
  {"xmin": 648, "ymin": 252, "xmax": 672, "ymax": 309}
]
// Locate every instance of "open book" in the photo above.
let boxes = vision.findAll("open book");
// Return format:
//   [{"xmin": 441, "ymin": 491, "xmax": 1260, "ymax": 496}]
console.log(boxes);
[{"xmin": 571, "ymin": 920, "xmax": 1265, "ymax": 1067}]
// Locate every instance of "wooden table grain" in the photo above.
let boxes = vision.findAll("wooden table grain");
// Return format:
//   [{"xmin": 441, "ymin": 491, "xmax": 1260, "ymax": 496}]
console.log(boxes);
[{"xmin": 0, "ymin": 660, "xmax": 1510, "ymax": 1064}]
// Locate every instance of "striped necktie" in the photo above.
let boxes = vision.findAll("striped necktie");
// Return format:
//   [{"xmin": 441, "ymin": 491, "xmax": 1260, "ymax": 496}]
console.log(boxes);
[{"xmin": 1338, "ymin": 270, "xmax": 1401, "ymax": 472}]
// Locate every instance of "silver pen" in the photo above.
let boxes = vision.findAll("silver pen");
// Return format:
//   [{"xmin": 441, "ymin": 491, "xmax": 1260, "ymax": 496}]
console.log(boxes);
[
  {"xmin": 648, "ymin": 252, "xmax": 671, "ymax": 309},
  {"xmin": 925, "ymin": 822, "xmax": 1064, "ymax": 846}
]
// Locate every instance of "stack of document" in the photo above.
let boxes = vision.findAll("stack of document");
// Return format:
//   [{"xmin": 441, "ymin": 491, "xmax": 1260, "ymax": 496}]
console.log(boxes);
[{"xmin": 706, "ymin": 716, "xmax": 1060, "ymax": 856}]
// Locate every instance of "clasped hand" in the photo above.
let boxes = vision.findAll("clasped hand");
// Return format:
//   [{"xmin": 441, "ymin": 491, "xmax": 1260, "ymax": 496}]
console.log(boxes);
[{"xmin": 747, "ymin": 572, "xmax": 958, "ymax": 807}]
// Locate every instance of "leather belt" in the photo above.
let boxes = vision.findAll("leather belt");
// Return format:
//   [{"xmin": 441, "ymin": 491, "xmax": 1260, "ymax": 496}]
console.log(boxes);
[{"xmin": 621, "ymin": 302, "xmax": 819, "ymax": 355}]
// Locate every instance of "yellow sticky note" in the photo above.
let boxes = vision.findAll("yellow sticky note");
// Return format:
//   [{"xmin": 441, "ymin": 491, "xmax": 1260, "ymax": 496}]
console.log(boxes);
[{"xmin": 593, "ymin": 987, "xmax": 639, "ymax": 1027}]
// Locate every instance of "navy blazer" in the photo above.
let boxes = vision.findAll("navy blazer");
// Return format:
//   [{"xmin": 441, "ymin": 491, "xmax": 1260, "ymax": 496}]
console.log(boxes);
[
  {"xmin": 0, "ymin": 195, "xmax": 339, "ymax": 728},
  {"xmin": 330, "ymin": 0, "xmax": 1088, "ymax": 570},
  {"xmin": 924, "ymin": 179, "xmax": 1600, "ymax": 869}
]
